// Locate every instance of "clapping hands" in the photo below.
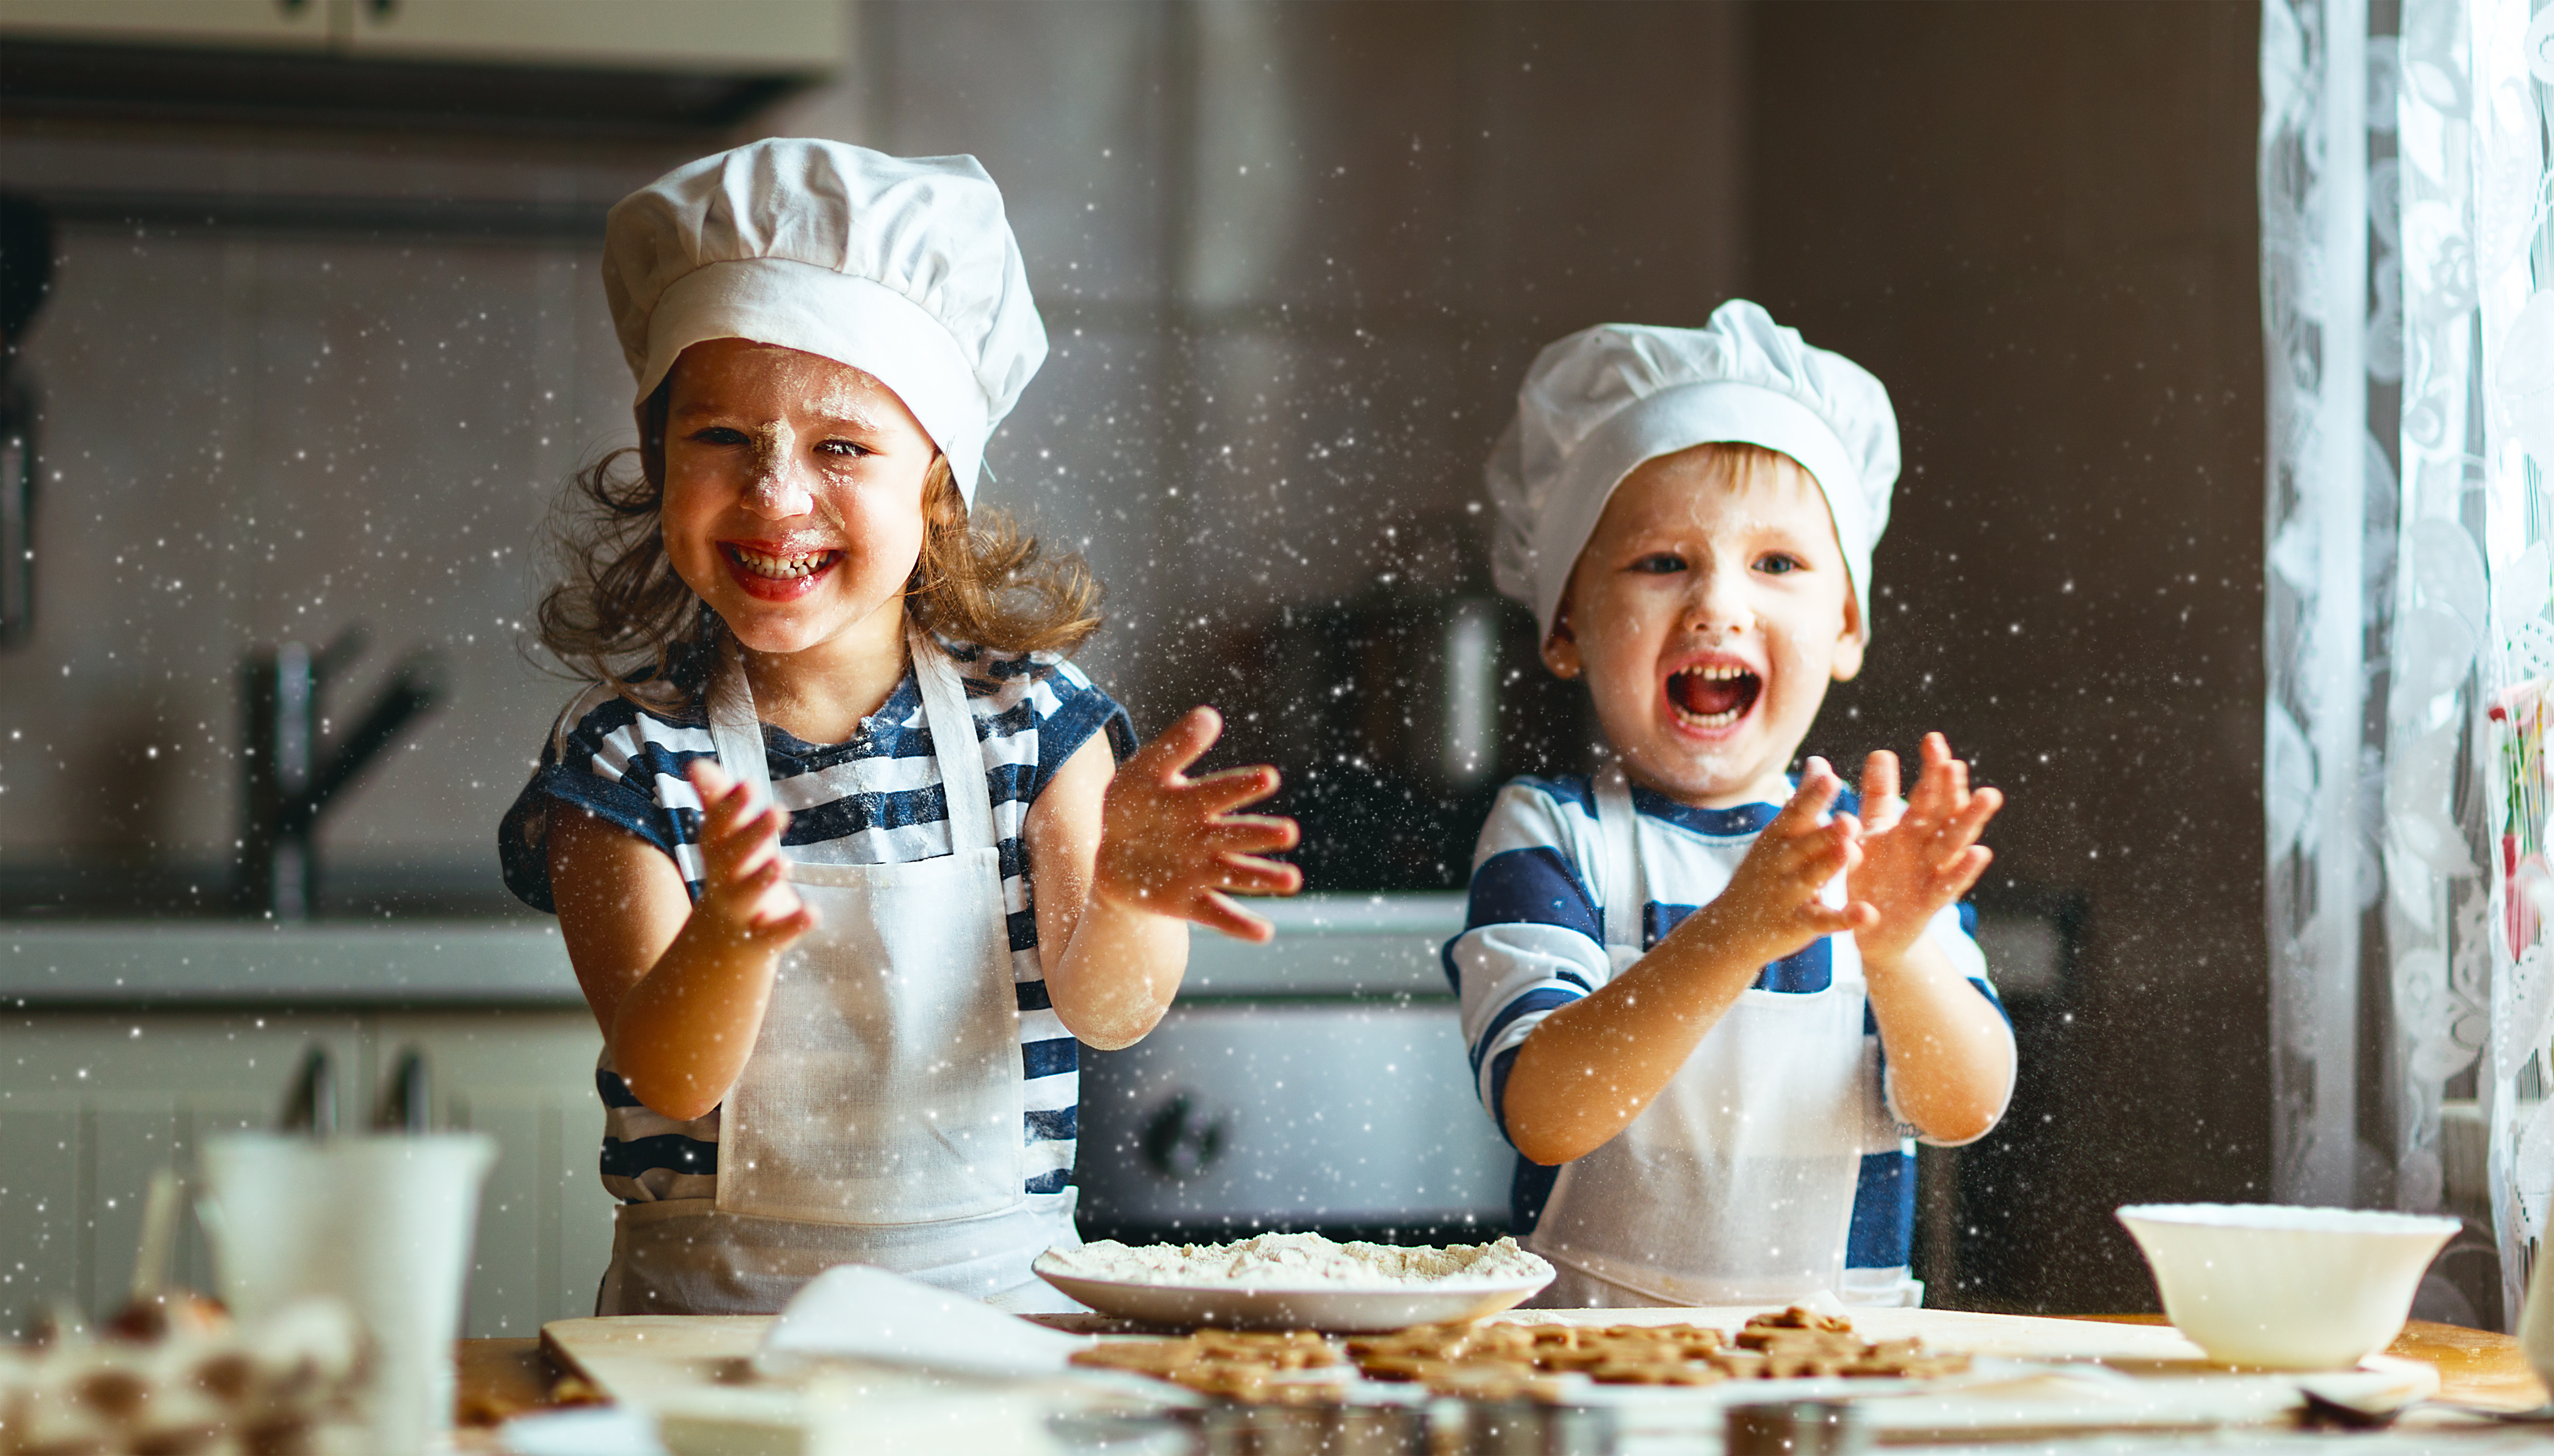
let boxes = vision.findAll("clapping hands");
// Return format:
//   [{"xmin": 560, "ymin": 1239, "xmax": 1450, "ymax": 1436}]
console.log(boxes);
[
  {"xmin": 1708, "ymin": 755, "xmax": 1878, "ymax": 965},
  {"xmin": 683, "ymin": 758, "xmax": 818, "ymax": 949},
  {"xmin": 1845, "ymin": 733, "xmax": 2001, "ymax": 970},
  {"xmin": 1714, "ymin": 734, "xmax": 1999, "ymax": 971},
  {"xmin": 1093, "ymin": 706, "xmax": 1303, "ymax": 942}
]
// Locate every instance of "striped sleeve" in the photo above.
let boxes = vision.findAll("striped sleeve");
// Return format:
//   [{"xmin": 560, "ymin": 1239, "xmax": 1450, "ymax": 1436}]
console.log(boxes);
[
  {"xmin": 499, "ymin": 682, "xmax": 719, "ymax": 913},
  {"xmin": 595, "ymin": 1062, "xmax": 722, "ymax": 1203},
  {"xmin": 978, "ymin": 648, "xmax": 1138, "ymax": 795},
  {"xmin": 1447, "ymin": 780, "xmax": 1611, "ymax": 1145}
]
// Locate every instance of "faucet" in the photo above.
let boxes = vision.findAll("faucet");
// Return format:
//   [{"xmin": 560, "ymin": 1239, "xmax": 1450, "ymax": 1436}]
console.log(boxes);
[{"xmin": 237, "ymin": 627, "xmax": 444, "ymax": 920}]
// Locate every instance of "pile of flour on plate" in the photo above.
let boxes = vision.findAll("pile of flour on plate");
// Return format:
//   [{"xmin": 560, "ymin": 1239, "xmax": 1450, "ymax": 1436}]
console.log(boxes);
[{"xmin": 1046, "ymin": 1231, "xmax": 1550, "ymax": 1288}]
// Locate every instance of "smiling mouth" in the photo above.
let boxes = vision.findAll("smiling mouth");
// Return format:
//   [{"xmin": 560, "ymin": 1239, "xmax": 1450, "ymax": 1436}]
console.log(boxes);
[
  {"xmin": 722, "ymin": 543, "xmax": 840, "ymax": 581},
  {"xmin": 1668, "ymin": 664, "xmax": 1761, "ymax": 729}
]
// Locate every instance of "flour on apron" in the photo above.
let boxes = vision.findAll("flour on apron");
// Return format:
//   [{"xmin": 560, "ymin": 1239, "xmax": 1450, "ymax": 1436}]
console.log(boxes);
[
  {"xmin": 1523, "ymin": 763, "xmax": 1887, "ymax": 1309},
  {"xmin": 597, "ymin": 626, "xmax": 1080, "ymax": 1315}
]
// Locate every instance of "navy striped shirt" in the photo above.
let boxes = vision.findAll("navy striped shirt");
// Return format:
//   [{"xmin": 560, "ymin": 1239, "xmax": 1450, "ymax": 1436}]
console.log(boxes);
[
  {"xmin": 1445, "ymin": 774, "xmax": 2012, "ymax": 1283},
  {"xmin": 500, "ymin": 638, "xmax": 1134, "ymax": 1204}
]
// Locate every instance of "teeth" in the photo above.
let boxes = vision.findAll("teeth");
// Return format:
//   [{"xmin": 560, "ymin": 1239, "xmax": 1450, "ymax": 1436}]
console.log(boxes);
[
  {"xmin": 1670, "ymin": 664, "xmax": 1752, "ymax": 730},
  {"xmin": 730, "ymin": 545, "xmax": 834, "ymax": 579}
]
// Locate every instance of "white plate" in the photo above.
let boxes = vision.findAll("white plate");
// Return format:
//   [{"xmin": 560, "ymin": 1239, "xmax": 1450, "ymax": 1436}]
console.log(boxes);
[
  {"xmin": 499, "ymin": 1406, "xmax": 668, "ymax": 1456},
  {"xmin": 1033, "ymin": 1251, "xmax": 1553, "ymax": 1333}
]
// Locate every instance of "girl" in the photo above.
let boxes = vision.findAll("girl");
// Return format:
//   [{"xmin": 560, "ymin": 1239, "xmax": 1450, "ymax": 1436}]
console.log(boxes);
[{"xmin": 499, "ymin": 140, "xmax": 1300, "ymax": 1315}]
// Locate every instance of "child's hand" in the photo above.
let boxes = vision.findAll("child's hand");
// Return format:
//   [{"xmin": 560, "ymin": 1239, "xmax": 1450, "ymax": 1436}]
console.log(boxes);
[
  {"xmin": 684, "ymin": 759, "xmax": 816, "ymax": 951},
  {"xmin": 1850, "ymin": 733, "xmax": 2000, "ymax": 970},
  {"xmin": 1094, "ymin": 706, "xmax": 1303, "ymax": 943},
  {"xmin": 1702, "ymin": 756, "xmax": 1877, "ymax": 965}
]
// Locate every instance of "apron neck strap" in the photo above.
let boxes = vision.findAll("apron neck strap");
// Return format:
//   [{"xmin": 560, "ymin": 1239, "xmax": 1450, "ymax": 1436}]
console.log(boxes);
[
  {"xmin": 907, "ymin": 626, "xmax": 999, "ymax": 855},
  {"xmin": 704, "ymin": 624, "xmax": 1002, "ymax": 857},
  {"xmin": 708, "ymin": 634, "xmax": 778, "ymax": 818},
  {"xmin": 1593, "ymin": 761, "xmax": 1644, "ymax": 954}
]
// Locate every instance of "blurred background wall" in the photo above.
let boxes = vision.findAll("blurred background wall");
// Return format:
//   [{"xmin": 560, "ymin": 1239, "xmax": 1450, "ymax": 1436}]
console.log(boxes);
[
  {"xmin": 1752, "ymin": 2, "xmax": 2279, "ymax": 1319},
  {"xmin": 0, "ymin": 0, "xmax": 2280, "ymax": 1316}
]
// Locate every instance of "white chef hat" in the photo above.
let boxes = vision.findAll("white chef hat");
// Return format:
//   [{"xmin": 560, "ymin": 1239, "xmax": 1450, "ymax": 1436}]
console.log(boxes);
[
  {"xmin": 1487, "ymin": 300, "xmax": 1899, "ymax": 645},
  {"xmin": 602, "ymin": 138, "xmax": 1047, "ymax": 504}
]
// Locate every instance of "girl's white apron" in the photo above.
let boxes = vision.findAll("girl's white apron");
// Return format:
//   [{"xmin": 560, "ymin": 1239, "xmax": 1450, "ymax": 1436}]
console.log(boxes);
[
  {"xmin": 1523, "ymin": 763, "xmax": 1896, "ymax": 1308},
  {"xmin": 597, "ymin": 629, "xmax": 1080, "ymax": 1316}
]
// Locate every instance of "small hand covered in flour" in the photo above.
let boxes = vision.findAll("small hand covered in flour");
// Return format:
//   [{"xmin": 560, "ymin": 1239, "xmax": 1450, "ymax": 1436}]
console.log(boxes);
[
  {"xmin": 1096, "ymin": 706, "xmax": 1302, "ymax": 942},
  {"xmin": 684, "ymin": 758, "xmax": 817, "ymax": 949},
  {"xmin": 1849, "ymin": 733, "xmax": 1999, "ymax": 970},
  {"xmin": 1703, "ymin": 756, "xmax": 1876, "ymax": 965}
]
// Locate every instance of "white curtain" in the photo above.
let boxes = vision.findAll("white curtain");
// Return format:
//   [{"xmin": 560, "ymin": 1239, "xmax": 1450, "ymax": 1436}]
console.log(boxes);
[{"xmin": 2264, "ymin": 0, "xmax": 2554, "ymax": 1326}]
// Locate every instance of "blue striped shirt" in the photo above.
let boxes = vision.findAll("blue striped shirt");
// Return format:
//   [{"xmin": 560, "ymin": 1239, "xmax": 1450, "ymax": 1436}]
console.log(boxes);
[
  {"xmin": 1444, "ymin": 774, "xmax": 2011, "ymax": 1277},
  {"xmin": 500, "ymin": 639, "xmax": 1134, "ymax": 1204}
]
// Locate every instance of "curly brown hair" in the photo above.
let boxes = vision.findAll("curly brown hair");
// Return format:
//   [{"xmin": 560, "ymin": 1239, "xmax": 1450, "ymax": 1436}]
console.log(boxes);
[{"xmin": 535, "ymin": 379, "xmax": 1103, "ymax": 708}]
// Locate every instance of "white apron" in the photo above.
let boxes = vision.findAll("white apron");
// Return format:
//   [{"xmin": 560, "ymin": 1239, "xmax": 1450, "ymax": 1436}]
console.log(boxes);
[
  {"xmin": 1523, "ymin": 764, "xmax": 1890, "ymax": 1308},
  {"xmin": 597, "ymin": 627, "xmax": 1081, "ymax": 1316}
]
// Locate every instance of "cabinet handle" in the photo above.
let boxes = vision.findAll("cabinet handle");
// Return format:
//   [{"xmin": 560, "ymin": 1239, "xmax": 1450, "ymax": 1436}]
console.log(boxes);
[
  {"xmin": 368, "ymin": 0, "xmax": 398, "ymax": 17},
  {"xmin": 275, "ymin": 0, "xmax": 308, "ymax": 14}
]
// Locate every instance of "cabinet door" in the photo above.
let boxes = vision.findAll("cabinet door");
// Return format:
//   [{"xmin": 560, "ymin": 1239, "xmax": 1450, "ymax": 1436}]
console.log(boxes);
[
  {"xmin": 0, "ymin": 1013, "xmax": 365, "ymax": 1339},
  {"xmin": 343, "ymin": 0, "xmax": 842, "ymax": 73},
  {"xmin": 0, "ymin": 0, "xmax": 329, "ymax": 49},
  {"xmin": 371, "ymin": 1011, "xmax": 614, "ymax": 1336}
]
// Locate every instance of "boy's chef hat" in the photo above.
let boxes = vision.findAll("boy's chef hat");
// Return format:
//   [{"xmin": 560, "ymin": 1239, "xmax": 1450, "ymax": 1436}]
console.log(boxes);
[
  {"xmin": 1487, "ymin": 300, "xmax": 1899, "ymax": 644},
  {"xmin": 602, "ymin": 138, "xmax": 1046, "ymax": 504}
]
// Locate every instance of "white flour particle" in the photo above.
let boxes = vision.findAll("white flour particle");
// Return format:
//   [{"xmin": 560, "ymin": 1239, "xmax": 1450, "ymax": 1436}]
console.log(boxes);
[{"xmin": 1046, "ymin": 1232, "xmax": 1551, "ymax": 1288}]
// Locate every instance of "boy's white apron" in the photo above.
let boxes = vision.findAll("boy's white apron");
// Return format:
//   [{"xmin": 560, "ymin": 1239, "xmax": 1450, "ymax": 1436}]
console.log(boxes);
[
  {"xmin": 1524, "ymin": 763, "xmax": 1894, "ymax": 1308},
  {"xmin": 596, "ymin": 629, "xmax": 1080, "ymax": 1316}
]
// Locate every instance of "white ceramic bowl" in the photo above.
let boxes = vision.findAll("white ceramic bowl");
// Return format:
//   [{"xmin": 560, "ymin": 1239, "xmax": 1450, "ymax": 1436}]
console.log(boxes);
[{"xmin": 2116, "ymin": 1203, "xmax": 2458, "ymax": 1370}]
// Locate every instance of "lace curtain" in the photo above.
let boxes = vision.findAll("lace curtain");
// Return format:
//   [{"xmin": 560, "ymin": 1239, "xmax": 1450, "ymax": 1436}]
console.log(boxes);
[{"xmin": 2264, "ymin": 0, "xmax": 2554, "ymax": 1326}]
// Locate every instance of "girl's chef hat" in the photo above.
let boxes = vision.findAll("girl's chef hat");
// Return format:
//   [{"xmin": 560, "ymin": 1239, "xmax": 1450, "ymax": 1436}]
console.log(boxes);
[
  {"xmin": 1487, "ymin": 300, "xmax": 1899, "ymax": 644},
  {"xmin": 602, "ymin": 138, "xmax": 1046, "ymax": 504}
]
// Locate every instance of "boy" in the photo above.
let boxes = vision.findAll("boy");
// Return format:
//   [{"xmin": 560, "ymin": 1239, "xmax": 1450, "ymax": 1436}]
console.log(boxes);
[{"xmin": 1452, "ymin": 302, "xmax": 2015, "ymax": 1308}]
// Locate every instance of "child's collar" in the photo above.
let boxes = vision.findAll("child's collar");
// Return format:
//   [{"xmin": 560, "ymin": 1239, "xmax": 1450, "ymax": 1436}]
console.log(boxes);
[{"xmin": 1624, "ymin": 775, "xmax": 1862, "ymax": 838}]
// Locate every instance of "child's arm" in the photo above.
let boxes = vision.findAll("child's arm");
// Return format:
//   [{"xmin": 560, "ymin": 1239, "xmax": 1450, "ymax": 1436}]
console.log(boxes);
[
  {"xmin": 1501, "ymin": 759, "xmax": 1876, "ymax": 1166},
  {"xmin": 1024, "ymin": 706, "xmax": 1302, "ymax": 1049},
  {"xmin": 1851, "ymin": 733, "xmax": 2012, "ymax": 1144},
  {"xmin": 551, "ymin": 759, "xmax": 815, "ymax": 1121}
]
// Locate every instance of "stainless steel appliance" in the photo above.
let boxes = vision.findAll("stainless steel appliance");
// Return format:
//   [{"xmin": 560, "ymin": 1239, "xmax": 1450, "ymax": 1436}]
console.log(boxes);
[{"xmin": 1075, "ymin": 894, "xmax": 1513, "ymax": 1242}]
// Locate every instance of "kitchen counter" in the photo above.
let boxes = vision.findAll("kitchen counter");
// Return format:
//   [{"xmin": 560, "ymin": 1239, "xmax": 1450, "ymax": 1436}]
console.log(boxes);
[
  {"xmin": 449, "ymin": 1317, "xmax": 2552, "ymax": 1446},
  {"xmin": 0, "ymin": 922, "xmax": 585, "ymax": 1007},
  {"xmin": 0, "ymin": 893, "xmax": 1476, "ymax": 1336},
  {"xmin": 0, "ymin": 893, "xmax": 1471, "ymax": 1008}
]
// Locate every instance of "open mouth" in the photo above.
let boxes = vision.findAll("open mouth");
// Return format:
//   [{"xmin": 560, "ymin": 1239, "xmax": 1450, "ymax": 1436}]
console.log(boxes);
[
  {"xmin": 721, "ymin": 542, "xmax": 840, "ymax": 595},
  {"xmin": 1668, "ymin": 664, "xmax": 1761, "ymax": 729}
]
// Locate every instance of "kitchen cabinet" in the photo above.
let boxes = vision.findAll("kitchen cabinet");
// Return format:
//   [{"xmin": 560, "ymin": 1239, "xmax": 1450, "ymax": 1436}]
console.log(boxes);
[
  {"xmin": 345, "ymin": 0, "xmax": 842, "ymax": 74},
  {"xmin": 0, "ymin": 1008, "xmax": 616, "ymax": 1341},
  {"xmin": 0, "ymin": 0, "xmax": 840, "ymax": 70},
  {"xmin": 0, "ymin": 0, "xmax": 328, "ymax": 50}
]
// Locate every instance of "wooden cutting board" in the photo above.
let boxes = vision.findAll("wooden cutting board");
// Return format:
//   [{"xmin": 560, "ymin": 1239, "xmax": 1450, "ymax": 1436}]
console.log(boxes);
[
  {"xmin": 540, "ymin": 1305, "xmax": 2451, "ymax": 1439},
  {"xmin": 540, "ymin": 1315, "xmax": 772, "ymax": 1410}
]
